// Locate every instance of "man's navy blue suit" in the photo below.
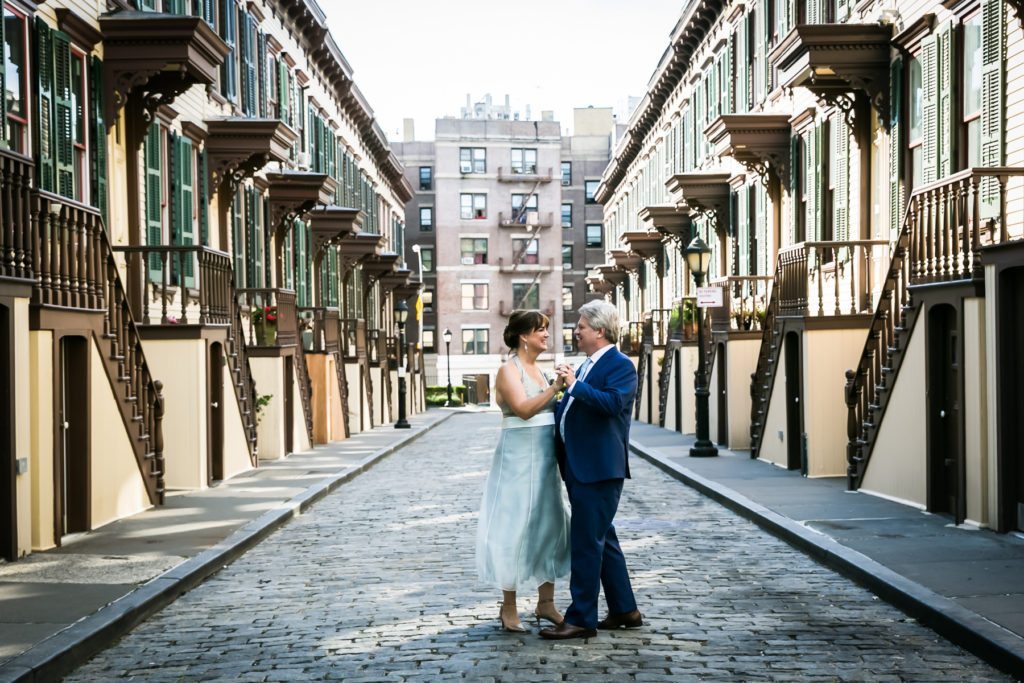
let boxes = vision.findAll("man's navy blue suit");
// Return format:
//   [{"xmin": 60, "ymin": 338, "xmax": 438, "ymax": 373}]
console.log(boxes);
[{"xmin": 554, "ymin": 345, "xmax": 638, "ymax": 629}]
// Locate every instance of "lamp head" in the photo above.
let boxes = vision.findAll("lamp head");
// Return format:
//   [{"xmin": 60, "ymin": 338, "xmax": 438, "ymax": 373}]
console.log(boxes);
[
  {"xmin": 685, "ymin": 236, "xmax": 712, "ymax": 277},
  {"xmin": 395, "ymin": 299, "xmax": 409, "ymax": 325},
  {"xmin": 442, "ymin": 328, "xmax": 453, "ymax": 344}
]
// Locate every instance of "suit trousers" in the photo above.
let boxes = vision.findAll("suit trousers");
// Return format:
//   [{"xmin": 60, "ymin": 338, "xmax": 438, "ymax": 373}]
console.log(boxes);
[{"xmin": 562, "ymin": 469, "xmax": 637, "ymax": 629}]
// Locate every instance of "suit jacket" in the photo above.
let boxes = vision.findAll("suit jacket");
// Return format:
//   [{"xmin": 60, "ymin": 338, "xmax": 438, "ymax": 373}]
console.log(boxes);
[{"xmin": 554, "ymin": 345, "xmax": 638, "ymax": 484}]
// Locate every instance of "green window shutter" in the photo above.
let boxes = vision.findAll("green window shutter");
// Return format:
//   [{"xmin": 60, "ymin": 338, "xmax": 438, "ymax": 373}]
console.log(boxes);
[
  {"xmin": 808, "ymin": 0, "xmax": 821, "ymax": 23},
  {"xmin": 832, "ymin": 114, "xmax": 849, "ymax": 241},
  {"xmin": 980, "ymin": 0, "xmax": 1005, "ymax": 216},
  {"xmin": 738, "ymin": 185, "xmax": 749, "ymax": 275},
  {"xmin": 164, "ymin": 0, "xmax": 188, "ymax": 14},
  {"xmin": 754, "ymin": 2, "xmax": 765, "ymax": 103},
  {"xmin": 937, "ymin": 21, "xmax": 956, "ymax": 178},
  {"xmin": 328, "ymin": 247, "xmax": 339, "ymax": 307},
  {"xmin": 52, "ymin": 31, "xmax": 74, "ymax": 199},
  {"xmin": 889, "ymin": 57, "xmax": 903, "ymax": 235},
  {"xmin": 277, "ymin": 58, "xmax": 290, "ymax": 125},
  {"xmin": 755, "ymin": 184, "xmax": 767, "ymax": 272},
  {"xmin": 737, "ymin": 18, "xmax": 748, "ymax": 113},
  {"xmin": 257, "ymin": 30, "xmax": 268, "ymax": 118},
  {"xmin": 201, "ymin": 0, "xmax": 215, "ymax": 26},
  {"xmin": 145, "ymin": 125, "xmax": 163, "ymax": 280},
  {"xmin": 232, "ymin": 191, "xmax": 244, "ymax": 288},
  {"xmin": 180, "ymin": 136, "xmax": 196, "ymax": 284},
  {"xmin": 262, "ymin": 195, "xmax": 272, "ymax": 288},
  {"xmin": 723, "ymin": 39, "xmax": 733, "ymax": 115},
  {"xmin": 790, "ymin": 133, "xmax": 799, "ymax": 244},
  {"xmin": 920, "ymin": 32, "xmax": 938, "ymax": 184},
  {"xmin": 241, "ymin": 11, "xmax": 256, "ymax": 115},
  {"xmin": 198, "ymin": 149, "xmax": 209, "ymax": 245},
  {"xmin": 220, "ymin": 0, "xmax": 237, "ymax": 102},
  {"xmin": 35, "ymin": 19, "xmax": 54, "ymax": 191},
  {"xmin": 138, "ymin": 0, "xmax": 157, "ymax": 9},
  {"xmin": 89, "ymin": 56, "xmax": 108, "ymax": 224},
  {"xmin": 804, "ymin": 129, "xmax": 817, "ymax": 241}
]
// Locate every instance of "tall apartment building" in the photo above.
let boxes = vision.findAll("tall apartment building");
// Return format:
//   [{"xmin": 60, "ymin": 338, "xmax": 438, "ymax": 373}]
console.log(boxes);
[{"xmin": 394, "ymin": 106, "xmax": 616, "ymax": 387}]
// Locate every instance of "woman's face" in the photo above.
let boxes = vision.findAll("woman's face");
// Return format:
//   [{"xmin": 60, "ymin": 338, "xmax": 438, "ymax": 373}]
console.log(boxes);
[{"xmin": 521, "ymin": 325, "xmax": 550, "ymax": 353}]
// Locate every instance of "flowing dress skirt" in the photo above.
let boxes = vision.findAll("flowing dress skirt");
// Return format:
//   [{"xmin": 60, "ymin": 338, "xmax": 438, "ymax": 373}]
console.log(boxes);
[{"xmin": 476, "ymin": 416, "xmax": 570, "ymax": 591}]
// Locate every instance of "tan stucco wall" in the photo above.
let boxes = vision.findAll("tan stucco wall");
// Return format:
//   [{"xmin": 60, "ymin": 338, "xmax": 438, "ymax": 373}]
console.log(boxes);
[
  {"xmin": 803, "ymin": 327, "xmax": 870, "ymax": 478},
  {"xmin": 11, "ymin": 299, "xmax": 31, "ymax": 556},
  {"xmin": 293, "ymin": 370, "xmax": 311, "ymax": 453},
  {"xmin": 144, "ymin": 339, "xmax": 207, "ymax": 489},
  {"xmin": 725, "ymin": 338, "xmax": 760, "ymax": 450},
  {"xmin": 964, "ymin": 297, "xmax": 988, "ymax": 527},
  {"xmin": 29, "ymin": 330, "xmax": 55, "ymax": 551},
  {"xmin": 680, "ymin": 346, "xmax": 698, "ymax": 434},
  {"xmin": 709, "ymin": 346, "xmax": 723, "ymax": 443},
  {"xmin": 758, "ymin": 345, "xmax": 789, "ymax": 468},
  {"xmin": 221, "ymin": 360, "xmax": 254, "ymax": 481},
  {"xmin": 89, "ymin": 338, "xmax": 150, "ymax": 529},
  {"xmin": 662, "ymin": 348, "xmax": 681, "ymax": 433},
  {"xmin": 370, "ymin": 366, "xmax": 385, "ymax": 427},
  {"xmin": 984, "ymin": 264, "xmax": 1000, "ymax": 526},
  {"xmin": 860, "ymin": 315, "xmax": 927, "ymax": 508},
  {"xmin": 308, "ymin": 353, "xmax": 345, "ymax": 443},
  {"xmin": 251, "ymin": 357, "xmax": 285, "ymax": 459},
  {"xmin": 344, "ymin": 363, "xmax": 366, "ymax": 435}
]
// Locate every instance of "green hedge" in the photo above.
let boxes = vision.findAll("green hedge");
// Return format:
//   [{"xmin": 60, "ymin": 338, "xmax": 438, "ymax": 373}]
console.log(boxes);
[{"xmin": 426, "ymin": 385, "xmax": 465, "ymax": 406}]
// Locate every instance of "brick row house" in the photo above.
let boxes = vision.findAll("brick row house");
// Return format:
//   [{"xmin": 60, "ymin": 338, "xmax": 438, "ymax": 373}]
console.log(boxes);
[
  {"xmin": 594, "ymin": 0, "xmax": 1024, "ymax": 531},
  {"xmin": 0, "ymin": 0, "xmax": 420, "ymax": 562}
]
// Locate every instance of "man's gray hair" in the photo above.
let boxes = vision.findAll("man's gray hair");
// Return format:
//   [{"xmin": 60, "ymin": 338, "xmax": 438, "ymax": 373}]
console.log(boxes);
[{"xmin": 578, "ymin": 300, "xmax": 620, "ymax": 344}]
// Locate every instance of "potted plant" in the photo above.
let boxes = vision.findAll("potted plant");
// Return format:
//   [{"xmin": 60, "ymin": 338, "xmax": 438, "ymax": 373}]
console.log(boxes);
[
  {"xmin": 681, "ymin": 299, "xmax": 697, "ymax": 340},
  {"xmin": 754, "ymin": 306, "xmax": 767, "ymax": 329},
  {"xmin": 667, "ymin": 307, "xmax": 683, "ymax": 340},
  {"xmin": 252, "ymin": 305, "xmax": 278, "ymax": 346}
]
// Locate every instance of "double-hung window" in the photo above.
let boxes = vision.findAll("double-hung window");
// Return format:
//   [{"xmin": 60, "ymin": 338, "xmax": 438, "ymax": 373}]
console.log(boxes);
[
  {"xmin": 460, "ymin": 147, "xmax": 485, "ymax": 173},
  {"xmin": 585, "ymin": 224, "xmax": 603, "ymax": 248},
  {"xmin": 561, "ymin": 203, "xmax": 572, "ymax": 228},
  {"xmin": 584, "ymin": 180, "xmax": 599, "ymax": 203},
  {"xmin": 561, "ymin": 161, "xmax": 571, "ymax": 186},
  {"xmin": 461, "ymin": 283, "xmax": 488, "ymax": 310},
  {"xmin": 511, "ymin": 148, "xmax": 537, "ymax": 174},
  {"xmin": 460, "ymin": 238, "xmax": 488, "ymax": 264},
  {"xmin": 462, "ymin": 328, "xmax": 488, "ymax": 354},
  {"xmin": 460, "ymin": 193, "xmax": 487, "ymax": 219},
  {"xmin": 3, "ymin": 7, "xmax": 28, "ymax": 153},
  {"xmin": 512, "ymin": 237, "xmax": 539, "ymax": 265},
  {"xmin": 512, "ymin": 282, "xmax": 539, "ymax": 309},
  {"xmin": 419, "ymin": 206, "xmax": 433, "ymax": 230},
  {"xmin": 419, "ymin": 166, "xmax": 432, "ymax": 190}
]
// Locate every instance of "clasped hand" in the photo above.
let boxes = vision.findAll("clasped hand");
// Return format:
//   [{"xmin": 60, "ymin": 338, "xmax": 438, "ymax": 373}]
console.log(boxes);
[{"xmin": 553, "ymin": 364, "xmax": 575, "ymax": 389}]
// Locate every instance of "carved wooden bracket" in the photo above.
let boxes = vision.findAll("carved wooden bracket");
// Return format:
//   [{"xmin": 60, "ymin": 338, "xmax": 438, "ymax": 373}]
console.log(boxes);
[
  {"xmin": 666, "ymin": 173, "xmax": 732, "ymax": 236},
  {"xmin": 266, "ymin": 171, "xmax": 337, "ymax": 244},
  {"xmin": 640, "ymin": 204, "xmax": 693, "ymax": 245},
  {"xmin": 205, "ymin": 118, "xmax": 297, "ymax": 192},
  {"xmin": 705, "ymin": 114, "xmax": 792, "ymax": 188}
]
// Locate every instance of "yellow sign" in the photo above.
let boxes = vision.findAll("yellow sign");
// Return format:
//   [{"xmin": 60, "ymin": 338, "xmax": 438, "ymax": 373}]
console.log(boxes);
[{"xmin": 415, "ymin": 295, "xmax": 422, "ymax": 320}]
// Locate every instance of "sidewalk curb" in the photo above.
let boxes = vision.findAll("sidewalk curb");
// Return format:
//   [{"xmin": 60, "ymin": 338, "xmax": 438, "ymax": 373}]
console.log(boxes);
[
  {"xmin": 630, "ymin": 442, "xmax": 1024, "ymax": 679},
  {"xmin": 0, "ymin": 412, "xmax": 456, "ymax": 683}
]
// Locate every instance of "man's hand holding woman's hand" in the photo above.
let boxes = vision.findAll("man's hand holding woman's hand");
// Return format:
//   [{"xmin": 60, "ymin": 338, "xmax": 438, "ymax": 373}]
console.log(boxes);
[{"xmin": 554, "ymin": 364, "xmax": 575, "ymax": 389}]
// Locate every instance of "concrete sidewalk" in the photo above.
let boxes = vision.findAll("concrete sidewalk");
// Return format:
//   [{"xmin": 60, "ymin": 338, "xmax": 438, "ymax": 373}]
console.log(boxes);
[
  {"xmin": 629, "ymin": 421, "xmax": 1024, "ymax": 678},
  {"xmin": 0, "ymin": 408, "xmax": 455, "ymax": 682}
]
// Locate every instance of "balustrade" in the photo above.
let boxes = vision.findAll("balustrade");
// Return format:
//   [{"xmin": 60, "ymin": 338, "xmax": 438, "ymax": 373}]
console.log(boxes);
[
  {"xmin": 0, "ymin": 149, "xmax": 33, "ymax": 282},
  {"xmin": 236, "ymin": 288, "xmax": 298, "ymax": 347},
  {"xmin": 114, "ymin": 245, "xmax": 232, "ymax": 325},
  {"xmin": 777, "ymin": 240, "xmax": 889, "ymax": 317}
]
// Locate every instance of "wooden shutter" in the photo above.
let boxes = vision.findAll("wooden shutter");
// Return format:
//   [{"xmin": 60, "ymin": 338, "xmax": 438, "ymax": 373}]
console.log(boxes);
[
  {"xmin": 164, "ymin": 0, "xmax": 188, "ymax": 14},
  {"xmin": 790, "ymin": 133, "xmax": 800, "ymax": 244},
  {"xmin": 804, "ymin": 128, "xmax": 818, "ymax": 240},
  {"xmin": 756, "ymin": 183, "xmax": 767, "ymax": 273},
  {"xmin": 198, "ymin": 149, "xmax": 209, "ymax": 246},
  {"xmin": 754, "ymin": 0, "xmax": 765, "ymax": 103},
  {"xmin": 90, "ymin": 56, "xmax": 108, "ymax": 224},
  {"xmin": 232, "ymin": 191, "xmax": 244, "ymax": 288},
  {"xmin": 179, "ymin": 136, "xmax": 196, "ymax": 284},
  {"xmin": 736, "ymin": 24, "xmax": 748, "ymax": 113},
  {"xmin": 920, "ymin": 32, "xmax": 938, "ymax": 184},
  {"xmin": 145, "ymin": 125, "xmax": 163, "ymax": 281},
  {"xmin": 36, "ymin": 20, "xmax": 55, "ymax": 191},
  {"xmin": 220, "ymin": 0, "xmax": 237, "ymax": 102},
  {"xmin": 722, "ymin": 43, "xmax": 733, "ymax": 115},
  {"xmin": 257, "ymin": 30, "xmax": 268, "ymax": 118},
  {"xmin": 832, "ymin": 113, "xmax": 849, "ymax": 241},
  {"xmin": 52, "ymin": 31, "xmax": 74, "ymax": 199},
  {"xmin": 245, "ymin": 185, "xmax": 260, "ymax": 288},
  {"xmin": 738, "ymin": 185, "xmax": 750, "ymax": 275},
  {"xmin": 980, "ymin": 0, "xmax": 1005, "ymax": 216},
  {"xmin": 277, "ymin": 58, "xmax": 290, "ymax": 125},
  {"xmin": 937, "ymin": 21, "xmax": 956, "ymax": 179},
  {"xmin": 241, "ymin": 10, "xmax": 256, "ymax": 115},
  {"xmin": 889, "ymin": 57, "xmax": 903, "ymax": 236},
  {"xmin": 201, "ymin": 0, "xmax": 215, "ymax": 26}
]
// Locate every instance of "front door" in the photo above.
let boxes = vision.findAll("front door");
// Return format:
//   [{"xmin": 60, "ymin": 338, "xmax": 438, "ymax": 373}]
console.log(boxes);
[
  {"xmin": 1001, "ymin": 268, "xmax": 1024, "ymax": 531},
  {"xmin": 784, "ymin": 332, "xmax": 803, "ymax": 471},
  {"xmin": 284, "ymin": 355, "xmax": 294, "ymax": 455},
  {"xmin": 208, "ymin": 343, "xmax": 224, "ymax": 483},
  {"xmin": 1, "ymin": 304, "xmax": 15, "ymax": 561},
  {"xmin": 57, "ymin": 336, "xmax": 89, "ymax": 539},
  {"xmin": 927, "ymin": 304, "xmax": 963, "ymax": 523},
  {"xmin": 716, "ymin": 343, "xmax": 728, "ymax": 446}
]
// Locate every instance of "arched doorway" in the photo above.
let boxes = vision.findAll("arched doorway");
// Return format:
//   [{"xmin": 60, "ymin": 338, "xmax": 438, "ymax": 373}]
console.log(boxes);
[
  {"xmin": 208, "ymin": 342, "xmax": 224, "ymax": 483},
  {"xmin": 57, "ymin": 335, "xmax": 89, "ymax": 539},
  {"xmin": 784, "ymin": 332, "xmax": 803, "ymax": 471},
  {"xmin": 927, "ymin": 304, "xmax": 963, "ymax": 523}
]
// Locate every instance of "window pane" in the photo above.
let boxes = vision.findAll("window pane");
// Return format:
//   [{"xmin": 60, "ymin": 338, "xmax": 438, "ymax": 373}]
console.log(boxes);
[
  {"xmin": 422, "ymin": 329, "xmax": 435, "ymax": 353},
  {"xmin": 561, "ymin": 161, "xmax": 571, "ymax": 186},
  {"xmin": 562, "ymin": 244, "xmax": 572, "ymax": 268},
  {"xmin": 586, "ymin": 224, "xmax": 603, "ymax": 247},
  {"xmin": 585, "ymin": 180, "xmax": 599, "ymax": 202},
  {"xmin": 562, "ymin": 327, "xmax": 575, "ymax": 353},
  {"xmin": 513, "ymin": 283, "xmax": 539, "ymax": 309},
  {"xmin": 908, "ymin": 58, "xmax": 922, "ymax": 142},
  {"xmin": 963, "ymin": 15, "xmax": 982, "ymax": 118},
  {"xmin": 419, "ymin": 207, "xmax": 432, "ymax": 229},
  {"xmin": 421, "ymin": 247, "xmax": 433, "ymax": 272},
  {"xmin": 562, "ymin": 286, "xmax": 573, "ymax": 310},
  {"xmin": 561, "ymin": 203, "xmax": 572, "ymax": 228}
]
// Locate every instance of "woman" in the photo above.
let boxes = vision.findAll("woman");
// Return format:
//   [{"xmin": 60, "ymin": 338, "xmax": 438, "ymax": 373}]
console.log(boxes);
[{"xmin": 476, "ymin": 310, "xmax": 571, "ymax": 632}]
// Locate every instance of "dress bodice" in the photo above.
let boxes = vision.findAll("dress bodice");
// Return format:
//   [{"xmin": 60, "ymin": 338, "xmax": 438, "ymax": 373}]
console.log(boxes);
[{"xmin": 500, "ymin": 355, "xmax": 555, "ymax": 417}]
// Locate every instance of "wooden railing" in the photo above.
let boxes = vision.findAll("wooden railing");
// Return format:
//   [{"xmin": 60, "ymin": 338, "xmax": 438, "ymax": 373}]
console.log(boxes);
[
  {"xmin": 0, "ymin": 149, "xmax": 33, "ymax": 282},
  {"xmin": 340, "ymin": 317, "xmax": 367, "ymax": 360},
  {"xmin": 844, "ymin": 167, "xmax": 1024, "ymax": 489},
  {"xmin": 236, "ymin": 288, "xmax": 298, "ymax": 347},
  {"xmin": 228, "ymin": 289, "xmax": 259, "ymax": 464},
  {"xmin": 748, "ymin": 259, "xmax": 784, "ymax": 459},
  {"xmin": 32, "ymin": 190, "xmax": 165, "ymax": 502},
  {"xmin": 113, "ymin": 245, "xmax": 233, "ymax": 325},
  {"xmin": 708, "ymin": 276, "xmax": 773, "ymax": 333},
  {"xmin": 777, "ymin": 240, "xmax": 889, "ymax": 317}
]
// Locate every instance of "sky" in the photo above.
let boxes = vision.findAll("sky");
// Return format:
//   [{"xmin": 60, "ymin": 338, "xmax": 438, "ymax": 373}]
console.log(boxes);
[{"xmin": 325, "ymin": 0, "xmax": 685, "ymax": 142}]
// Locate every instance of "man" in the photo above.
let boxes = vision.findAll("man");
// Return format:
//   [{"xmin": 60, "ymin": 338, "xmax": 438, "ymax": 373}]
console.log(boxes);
[{"xmin": 540, "ymin": 300, "xmax": 642, "ymax": 640}]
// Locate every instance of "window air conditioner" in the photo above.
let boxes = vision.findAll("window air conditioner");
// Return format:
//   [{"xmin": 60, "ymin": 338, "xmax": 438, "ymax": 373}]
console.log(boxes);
[
  {"xmin": 460, "ymin": 161, "xmax": 473, "ymax": 173},
  {"xmin": 461, "ymin": 256, "xmax": 475, "ymax": 265}
]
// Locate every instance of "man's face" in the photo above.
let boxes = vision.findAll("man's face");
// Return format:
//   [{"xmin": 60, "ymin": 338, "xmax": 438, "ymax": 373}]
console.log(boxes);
[{"xmin": 575, "ymin": 316, "xmax": 604, "ymax": 356}]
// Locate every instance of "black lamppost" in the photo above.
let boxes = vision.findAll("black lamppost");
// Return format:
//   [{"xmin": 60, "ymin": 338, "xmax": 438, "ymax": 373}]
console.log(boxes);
[
  {"xmin": 442, "ymin": 328, "xmax": 454, "ymax": 407},
  {"xmin": 395, "ymin": 299, "xmax": 411, "ymax": 429},
  {"xmin": 686, "ymin": 236, "xmax": 718, "ymax": 457}
]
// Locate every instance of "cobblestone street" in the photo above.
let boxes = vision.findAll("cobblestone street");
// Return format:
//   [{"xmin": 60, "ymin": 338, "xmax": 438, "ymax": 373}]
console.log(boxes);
[{"xmin": 68, "ymin": 413, "xmax": 1009, "ymax": 681}]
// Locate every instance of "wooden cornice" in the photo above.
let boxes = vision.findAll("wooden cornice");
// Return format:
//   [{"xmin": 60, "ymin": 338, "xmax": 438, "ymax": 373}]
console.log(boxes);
[
  {"xmin": 204, "ymin": 117, "xmax": 297, "ymax": 190},
  {"xmin": 640, "ymin": 204, "xmax": 693, "ymax": 243},
  {"xmin": 609, "ymin": 249, "xmax": 644, "ymax": 273},
  {"xmin": 55, "ymin": 8, "xmax": 104, "ymax": 51},
  {"xmin": 596, "ymin": 264, "xmax": 629, "ymax": 287},
  {"xmin": 380, "ymin": 268, "xmax": 412, "ymax": 292},
  {"xmin": 99, "ymin": 11, "xmax": 230, "ymax": 128},
  {"xmin": 705, "ymin": 114, "xmax": 792, "ymax": 184},
  {"xmin": 361, "ymin": 252, "xmax": 400, "ymax": 289},
  {"xmin": 666, "ymin": 173, "xmax": 731, "ymax": 235},
  {"xmin": 309, "ymin": 206, "xmax": 363, "ymax": 261},
  {"xmin": 620, "ymin": 231, "xmax": 665, "ymax": 262}
]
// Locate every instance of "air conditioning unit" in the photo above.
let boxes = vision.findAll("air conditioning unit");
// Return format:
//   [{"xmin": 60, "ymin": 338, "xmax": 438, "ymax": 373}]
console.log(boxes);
[
  {"xmin": 526, "ymin": 211, "xmax": 539, "ymax": 225},
  {"xmin": 460, "ymin": 161, "xmax": 473, "ymax": 173},
  {"xmin": 461, "ymin": 256, "xmax": 475, "ymax": 265}
]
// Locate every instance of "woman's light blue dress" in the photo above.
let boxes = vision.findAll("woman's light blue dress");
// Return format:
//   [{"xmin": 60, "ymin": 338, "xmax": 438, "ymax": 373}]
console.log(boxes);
[{"xmin": 476, "ymin": 355, "xmax": 571, "ymax": 591}]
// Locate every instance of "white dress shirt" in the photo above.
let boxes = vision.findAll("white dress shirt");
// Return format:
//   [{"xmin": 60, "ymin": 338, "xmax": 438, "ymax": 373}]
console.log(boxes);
[{"xmin": 559, "ymin": 343, "xmax": 615, "ymax": 440}]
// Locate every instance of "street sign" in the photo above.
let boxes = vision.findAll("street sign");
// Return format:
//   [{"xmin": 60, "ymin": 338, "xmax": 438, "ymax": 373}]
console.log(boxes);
[{"xmin": 696, "ymin": 286, "xmax": 724, "ymax": 308}]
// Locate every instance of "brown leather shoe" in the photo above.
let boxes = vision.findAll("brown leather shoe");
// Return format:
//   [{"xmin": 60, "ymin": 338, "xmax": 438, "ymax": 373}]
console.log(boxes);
[
  {"xmin": 597, "ymin": 609, "xmax": 643, "ymax": 630},
  {"xmin": 538, "ymin": 622, "xmax": 597, "ymax": 640}
]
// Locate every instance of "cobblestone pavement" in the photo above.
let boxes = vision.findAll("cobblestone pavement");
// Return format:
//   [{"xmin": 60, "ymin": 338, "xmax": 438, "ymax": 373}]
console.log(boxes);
[{"xmin": 69, "ymin": 413, "xmax": 1010, "ymax": 682}]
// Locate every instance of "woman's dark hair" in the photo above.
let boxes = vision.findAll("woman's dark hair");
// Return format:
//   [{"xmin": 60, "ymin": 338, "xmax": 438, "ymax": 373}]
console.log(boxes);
[{"xmin": 503, "ymin": 310, "xmax": 550, "ymax": 349}]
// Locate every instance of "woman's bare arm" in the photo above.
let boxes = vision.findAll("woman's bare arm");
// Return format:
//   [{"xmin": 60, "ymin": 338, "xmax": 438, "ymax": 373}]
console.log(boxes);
[{"xmin": 495, "ymin": 362, "xmax": 563, "ymax": 420}]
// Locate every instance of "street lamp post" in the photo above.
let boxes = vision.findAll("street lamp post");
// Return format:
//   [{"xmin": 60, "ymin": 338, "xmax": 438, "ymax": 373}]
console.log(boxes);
[
  {"xmin": 686, "ymin": 236, "xmax": 718, "ymax": 457},
  {"xmin": 395, "ymin": 300, "xmax": 411, "ymax": 429},
  {"xmin": 442, "ymin": 328, "xmax": 453, "ymax": 407}
]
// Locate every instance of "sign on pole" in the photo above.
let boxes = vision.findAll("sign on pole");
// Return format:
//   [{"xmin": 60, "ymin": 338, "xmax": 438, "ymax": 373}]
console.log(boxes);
[{"xmin": 696, "ymin": 286, "xmax": 724, "ymax": 308}]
